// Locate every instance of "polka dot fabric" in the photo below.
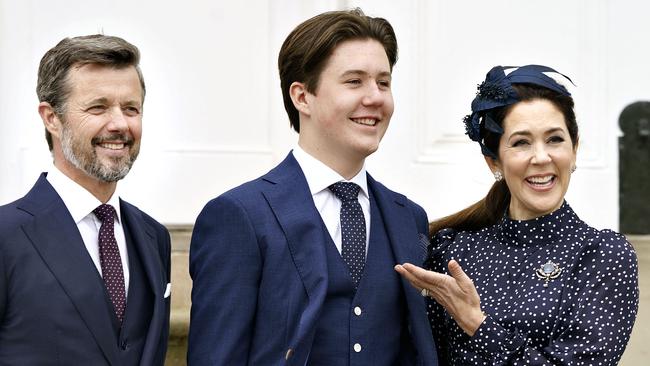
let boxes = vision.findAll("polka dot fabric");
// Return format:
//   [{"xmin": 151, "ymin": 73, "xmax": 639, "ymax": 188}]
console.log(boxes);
[
  {"xmin": 425, "ymin": 201, "xmax": 639, "ymax": 365},
  {"xmin": 93, "ymin": 204, "xmax": 126, "ymax": 324},
  {"xmin": 329, "ymin": 182, "xmax": 366, "ymax": 288}
]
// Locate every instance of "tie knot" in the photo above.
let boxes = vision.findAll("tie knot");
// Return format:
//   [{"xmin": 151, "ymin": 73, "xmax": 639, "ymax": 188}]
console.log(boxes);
[
  {"xmin": 93, "ymin": 204, "xmax": 116, "ymax": 223},
  {"xmin": 329, "ymin": 182, "xmax": 361, "ymax": 202}
]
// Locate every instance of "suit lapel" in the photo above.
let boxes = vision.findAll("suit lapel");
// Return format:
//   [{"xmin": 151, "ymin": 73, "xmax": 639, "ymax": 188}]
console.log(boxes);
[
  {"xmin": 18, "ymin": 175, "xmax": 119, "ymax": 365},
  {"xmin": 368, "ymin": 175, "xmax": 422, "ymax": 265},
  {"xmin": 119, "ymin": 200, "xmax": 165, "ymax": 366},
  {"xmin": 120, "ymin": 201, "xmax": 163, "ymax": 299},
  {"xmin": 368, "ymin": 175, "xmax": 436, "ymax": 363},
  {"xmin": 260, "ymin": 153, "xmax": 328, "ymax": 351}
]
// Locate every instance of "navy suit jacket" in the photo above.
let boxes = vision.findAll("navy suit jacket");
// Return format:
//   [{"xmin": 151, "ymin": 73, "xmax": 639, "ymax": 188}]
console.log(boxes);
[
  {"xmin": 0, "ymin": 173, "xmax": 171, "ymax": 365},
  {"xmin": 188, "ymin": 153, "xmax": 437, "ymax": 365}
]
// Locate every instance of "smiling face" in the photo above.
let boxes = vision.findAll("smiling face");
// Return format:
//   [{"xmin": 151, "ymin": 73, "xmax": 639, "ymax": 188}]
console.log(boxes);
[
  {"xmin": 51, "ymin": 63, "xmax": 143, "ymax": 183},
  {"xmin": 294, "ymin": 38, "xmax": 393, "ymax": 176},
  {"xmin": 486, "ymin": 99, "xmax": 577, "ymax": 220}
]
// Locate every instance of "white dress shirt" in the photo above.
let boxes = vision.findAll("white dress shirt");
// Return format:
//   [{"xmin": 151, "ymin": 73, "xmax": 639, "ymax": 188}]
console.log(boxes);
[
  {"xmin": 292, "ymin": 146, "xmax": 371, "ymax": 255},
  {"xmin": 47, "ymin": 167, "xmax": 130, "ymax": 297}
]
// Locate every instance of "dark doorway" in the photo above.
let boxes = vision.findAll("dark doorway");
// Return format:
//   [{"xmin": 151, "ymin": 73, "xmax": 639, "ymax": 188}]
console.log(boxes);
[{"xmin": 619, "ymin": 102, "xmax": 650, "ymax": 234}]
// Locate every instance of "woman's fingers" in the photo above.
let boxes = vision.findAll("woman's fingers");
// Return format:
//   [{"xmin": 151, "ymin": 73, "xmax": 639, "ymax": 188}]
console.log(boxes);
[
  {"xmin": 395, "ymin": 263, "xmax": 453, "ymax": 294},
  {"xmin": 396, "ymin": 264, "xmax": 433, "ymax": 289},
  {"xmin": 402, "ymin": 263, "xmax": 445, "ymax": 283},
  {"xmin": 394, "ymin": 264, "xmax": 429, "ymax": 291},
  {"xmin": 447, "ymin": 260, "xmax": 475, "ymax": 291},
  {"xmin": 396, "ymin": 262, "xmax": 476, "ymax": 301}
]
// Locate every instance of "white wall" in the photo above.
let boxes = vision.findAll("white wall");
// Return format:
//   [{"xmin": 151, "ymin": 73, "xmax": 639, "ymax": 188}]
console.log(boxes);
[{"xmin": 1, "ymin": 0, "xmax": 648, "ymax": 229}]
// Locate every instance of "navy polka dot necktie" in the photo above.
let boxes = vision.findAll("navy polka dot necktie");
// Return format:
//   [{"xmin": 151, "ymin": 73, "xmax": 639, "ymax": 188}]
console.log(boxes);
[
  {"xmin": 329, "ymin": 182, "xmax": 366, "ymax": 288},
  {"xmin": 93, "ymin": 204, "xmax": 126, "ymax": 324}
]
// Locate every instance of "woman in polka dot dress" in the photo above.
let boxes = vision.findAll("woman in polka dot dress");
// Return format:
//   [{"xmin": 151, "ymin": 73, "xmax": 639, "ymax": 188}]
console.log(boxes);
[{"xmin": 396, "ymin": 65, "xmax": 639, "ymax": 365}]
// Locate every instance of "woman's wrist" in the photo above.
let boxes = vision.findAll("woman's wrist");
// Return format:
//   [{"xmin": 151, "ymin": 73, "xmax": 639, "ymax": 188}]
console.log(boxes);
[{"xmin": 461, "ymin": 309, "xmax": 487, "ymax": 336}]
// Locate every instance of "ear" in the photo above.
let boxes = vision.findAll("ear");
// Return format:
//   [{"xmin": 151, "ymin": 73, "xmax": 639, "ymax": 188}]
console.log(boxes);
[
  {"xmin": 38, "ymin": 102, "xmax": 63, "ymax": 139},
  {"xmin": 289, "ymin": 81, "xmax": 311, "ymax": 117},
  {"xmin": 484, "ymin": 155, "xmax": 501, "ymax": 174}
]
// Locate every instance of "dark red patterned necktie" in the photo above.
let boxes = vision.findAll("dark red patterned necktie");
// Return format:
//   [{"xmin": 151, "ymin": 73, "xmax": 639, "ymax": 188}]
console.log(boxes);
[{"xmin": 93, "ymin": 204, "xmax": 126, "ymax": 324}]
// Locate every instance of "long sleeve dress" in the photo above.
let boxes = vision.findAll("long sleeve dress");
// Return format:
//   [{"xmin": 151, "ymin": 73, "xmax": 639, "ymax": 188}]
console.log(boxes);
[{"xmin": 425, "ymin": 202, "xmax": 639, "ymax": 365}]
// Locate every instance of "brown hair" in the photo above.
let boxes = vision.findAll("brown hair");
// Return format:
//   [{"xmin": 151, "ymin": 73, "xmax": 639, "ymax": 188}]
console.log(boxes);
[
  {"xmin": 429, "ymin": 83, "xmax": 579, "ymax": 235},
  {"xmin": 278, "ymin": 8, "xmax": 398, "ymax": 132},
  {"xmin": 37, "ymin": 34, "xmax": 145, "ymax": 151}
]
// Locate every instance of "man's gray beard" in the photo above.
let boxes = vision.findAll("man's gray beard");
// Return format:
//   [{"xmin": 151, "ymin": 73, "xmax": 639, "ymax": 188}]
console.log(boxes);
[{"xmin": 60, "ymin": 126, "xmax": 138, "ymax": 182}]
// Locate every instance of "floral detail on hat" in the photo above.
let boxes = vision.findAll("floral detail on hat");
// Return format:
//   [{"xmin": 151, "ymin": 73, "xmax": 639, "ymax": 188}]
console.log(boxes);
[
  {"xmin": 463, "ymin": 113, "xmax": 481, "ymax": 142},
  {"xmin": 476, "ymin": 80, "xmax": 509, "ymax": 101}
]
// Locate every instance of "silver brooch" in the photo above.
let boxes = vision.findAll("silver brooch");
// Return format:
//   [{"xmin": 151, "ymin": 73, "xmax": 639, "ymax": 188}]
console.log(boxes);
[{"xmin": 536, "ymin": 261, "xmax": 562, "ymax": 287}]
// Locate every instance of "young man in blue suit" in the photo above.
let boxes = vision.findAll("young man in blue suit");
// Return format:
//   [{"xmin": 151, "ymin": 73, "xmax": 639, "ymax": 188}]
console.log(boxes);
[
  {"xmin": 0, "ymin": 35, "xmax": 171, "ymax": 365},
  {"xmin": 189, "ymin": 9, "xmax": 437, "ymax": 365}
]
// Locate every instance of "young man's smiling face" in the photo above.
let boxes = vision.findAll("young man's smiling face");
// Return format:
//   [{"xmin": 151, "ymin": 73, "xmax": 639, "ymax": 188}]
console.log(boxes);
[{"xmin": 298, "ymin": 38, "xmax": 394, "ymax": 165}]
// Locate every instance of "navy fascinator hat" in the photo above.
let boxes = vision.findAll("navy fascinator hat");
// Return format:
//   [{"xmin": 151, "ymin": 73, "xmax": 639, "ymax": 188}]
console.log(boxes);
[{"xmin": 463, "ymin": 64, "xmax": 575, "ymax": 158}]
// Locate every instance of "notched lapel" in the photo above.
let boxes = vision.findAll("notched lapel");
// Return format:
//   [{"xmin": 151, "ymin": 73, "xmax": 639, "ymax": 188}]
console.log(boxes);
[
  {"xmin": 260, "ymin": 154, "xmax": 328, "ymax": 357},
  {"xmin": 262, "ymin": 168, "xmax": 328, "ymax": 302},
  {"xmin": 119, "ymin": 201, "xmax": 166, "ymax": 366},
  {"xmin": 120, "ymin": 201, "xmax": 164, "ymax": 299},
  {"xmin": 368, "ymin": 178, "xmax": 421, "ymax": 265},
  {"xmin": 368, "ymin": 176, "xmax": 436, "ymax": 361},
  {"xmin": 19, "ymin": 181, "xmax": 119, "ymax": 365}
]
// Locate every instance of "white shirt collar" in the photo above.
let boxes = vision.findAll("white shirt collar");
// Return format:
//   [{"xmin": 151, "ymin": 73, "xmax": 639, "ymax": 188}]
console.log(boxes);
[
  {"xmin": 292, "ymin": 145, "xmax": 368, "ymax": 198},
  {"xmin": 46, "ymin": 167, "xmax": 122, "ymax": 224}
]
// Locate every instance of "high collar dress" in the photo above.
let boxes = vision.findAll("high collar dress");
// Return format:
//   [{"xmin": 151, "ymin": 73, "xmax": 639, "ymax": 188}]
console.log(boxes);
[{"xmin": 425, "ymin": 201, "xmax": 638, "ymax": 365}]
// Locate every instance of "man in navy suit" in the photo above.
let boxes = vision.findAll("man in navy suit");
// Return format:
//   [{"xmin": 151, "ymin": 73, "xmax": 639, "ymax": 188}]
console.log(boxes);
[
  {"xmin": 189, "ymin": 9, "xmax": 437, "ymax": 365},
  {"xmin": 0, "ymin": 35, "xmax": 171, "ymax": 365}
]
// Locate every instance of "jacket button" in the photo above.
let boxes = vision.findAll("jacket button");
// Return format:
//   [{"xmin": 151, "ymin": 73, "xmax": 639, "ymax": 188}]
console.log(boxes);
[
  {"xmin": 354, "ymin": 306, "xmax": 362, "ymax": 316},
  {"xmin": 120, "ymin": 339, "xmax": 129, "ymax": 350},
  {"xmin": 353, "ymin": 343, "xmax": 362, "ymax": 353},
  {"xmin": 285, "ymin": 348, "xmax": 293, "ymax": 360}
]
